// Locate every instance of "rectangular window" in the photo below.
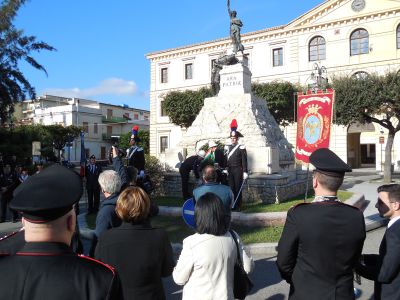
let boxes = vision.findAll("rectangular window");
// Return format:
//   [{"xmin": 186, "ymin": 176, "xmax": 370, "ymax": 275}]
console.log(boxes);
[
  {"xmin": 185, "ymin": 63, "xmax": 193, "ymax": 80},
  {"xmin": 100, "ymin": 147, "xmax": 106, "ymax": 160},
  {"xmin": 107, "ymin": 109, "xmax": 113, "ymax": 118},
  {"xmin": 161, "ymin": 68, "xmax": 168, "ymax": 83},
  {"xmin": 93, "ymin": 123, "xmax": 98, "ymax": 134},
  {"xmin": 134, "ymin": 113, "xmax": 139, "ymax": 120},
  {"xmin": 107, "ymin": 126, "xmax": 112, "ymax": 137},
  {"xmin": 144, "ymin": 115, "xmax": 149, "ymax": 120},
  {"xmin": 160, "ymin": 100, "xmax": 167, "ymax": 117},
  {"xmin": 82, "ymin": 122, "xmax": 89, "ymax": 133},
  {"xmin": 160, "ymin": 136, "xmax": 168, "ymax": 153},
  {"xmin": 273, "ymin": 48, "xmax": 283, "ymax": 67}
]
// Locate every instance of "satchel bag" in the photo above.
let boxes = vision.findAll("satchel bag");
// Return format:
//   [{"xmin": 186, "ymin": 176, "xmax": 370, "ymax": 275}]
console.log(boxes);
[{"xmin": 229, "ymin": 230, "xmax": 254, "ymax": 300}]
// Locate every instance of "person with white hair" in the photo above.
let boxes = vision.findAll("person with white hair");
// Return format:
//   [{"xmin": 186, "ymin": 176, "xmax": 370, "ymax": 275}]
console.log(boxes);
[
  {"xmin": 179, "ymin": 150, "xmax": 206, "ymax": 200},
  {"xmin": 90, "ymin": 170, "xmax": 122, "ymax": 256}
]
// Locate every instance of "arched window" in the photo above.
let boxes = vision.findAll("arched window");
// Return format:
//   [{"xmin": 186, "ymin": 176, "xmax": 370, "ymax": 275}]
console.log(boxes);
[
  {"xmin": 397, "ymin": 24, "xmax": 400, "ymax": 49},
  {"xmin": 309, "ymin": 36, "xmax": 326, "ymax": 61},
  {"xmin": 350, "ymin": 29, "xmax": 369, "ymax": 55},
  {"xmin": 352, "ymin": 71, "xmax": 369, "ymax": 79}
]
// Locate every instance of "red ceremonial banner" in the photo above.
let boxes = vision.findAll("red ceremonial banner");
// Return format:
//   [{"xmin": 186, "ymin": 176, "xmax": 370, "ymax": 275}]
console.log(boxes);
[{"xmin": 295, "ymin": 89, "xmax": 334, "ymax": 164}]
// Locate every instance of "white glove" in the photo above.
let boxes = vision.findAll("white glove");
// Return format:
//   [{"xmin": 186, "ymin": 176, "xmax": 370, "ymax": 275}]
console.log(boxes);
[
  {"xmin": 222, "ymin": 170, "xmax": 228, "ymax": 175},
  {"xmin": 139, "ymin": 170, "xmax": 145, "ymax": 178},
  {"xmin": 243, "ymin": 172, "xmax": 248, "ymax": 180}
]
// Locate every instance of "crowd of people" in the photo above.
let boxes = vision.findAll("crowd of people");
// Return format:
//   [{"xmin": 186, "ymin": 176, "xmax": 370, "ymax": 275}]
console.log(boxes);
[
  {"xmin": 179, "ymin": 119, "xmax": 248, "ymax": 211},
  {"xmin": 0, "ymin": 123, "xmax": 399, "ymax": 300},
  {"xmin": 0, "ymin": 154, "xmax": 45, "ymax": 223}
]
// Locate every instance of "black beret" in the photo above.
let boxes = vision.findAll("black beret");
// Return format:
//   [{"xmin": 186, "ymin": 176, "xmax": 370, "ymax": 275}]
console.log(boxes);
[
  {"xmin": 310, "ymin": 148, "xmax": 352, "ymax": 177},
  {"xmin": 11, "ymin": 165, "xmax": 82, "ymax": 222}
]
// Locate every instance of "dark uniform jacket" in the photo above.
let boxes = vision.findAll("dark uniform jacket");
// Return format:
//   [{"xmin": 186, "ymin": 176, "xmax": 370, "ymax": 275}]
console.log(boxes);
[
  {"xmin": 225, "ymin": 144, "xmax": 247, "ymax": 172},
  {"xmin": 355, "ymin": 218, "xmax": 400, "ymax": 300},
  {"xmin": 0, "ymin": 242, "xmax": 122, "ymax": 300},
  {"xmin": 179, "ymin": 155, "xmax": 202, "ymax": 179},
  {"xmin": 95, "ymin": 221, "xmax": 175, "ymax": 300},
  {"xmin": 127, "ymin": 146, "xmax": 145, "ymax": 172},
  {"xmin": 85, "ymin": 163, "xmax": 102, "ymax": 188},
  {"xmin": 277, "ymin": 200, "xmax": 366, "ymax": 300},
  {"xmin": 0, "ymin": 170, "xmax": 17, "ymax": 201}
]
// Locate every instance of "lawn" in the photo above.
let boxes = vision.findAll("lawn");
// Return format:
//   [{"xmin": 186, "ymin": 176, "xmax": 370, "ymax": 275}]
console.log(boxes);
[
  {"xmin": 85, "ymin": 213, "xmax": 283, "ymax": 244},
  {"xmin": 85, "ymin": 190, "xmax": 353, "ymax": 244},
  {"xmin": 153, "ymin": 190, "xmax": 353, "ymax": 213},
  {"xmin": 151, "ymin": 215, "xmax": 283, "ymax": 244}
]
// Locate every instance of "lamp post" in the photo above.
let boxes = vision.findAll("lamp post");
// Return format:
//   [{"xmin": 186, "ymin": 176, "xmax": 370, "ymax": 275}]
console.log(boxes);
[
  {"xmin": 309, "ymin": 62, "xmax": 328, "ymax": 92},
  {"xmin": 380, "ymin": 130, "xmax": 384, "ymax": 173}
]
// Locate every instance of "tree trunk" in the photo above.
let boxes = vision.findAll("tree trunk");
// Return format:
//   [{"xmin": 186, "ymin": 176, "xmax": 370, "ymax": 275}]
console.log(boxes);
[{"xmin": 383, "ymin": 131, "xmax": 395, "ymax": 183}]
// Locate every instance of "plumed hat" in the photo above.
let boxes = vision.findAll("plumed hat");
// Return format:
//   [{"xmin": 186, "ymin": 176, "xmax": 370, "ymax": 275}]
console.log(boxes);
[
  {"xmin": 229, "ymin": 119, "xmax": 243, "ymax": 138},
  {"xmin": 130, "ymin": 125, "xmax": 141, "ymax": 142}
]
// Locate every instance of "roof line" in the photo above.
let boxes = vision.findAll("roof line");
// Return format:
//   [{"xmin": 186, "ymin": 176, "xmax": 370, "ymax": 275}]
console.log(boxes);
[{"xmin": 145, "ymin": 24, "xmax": 285, "ymax": 58}]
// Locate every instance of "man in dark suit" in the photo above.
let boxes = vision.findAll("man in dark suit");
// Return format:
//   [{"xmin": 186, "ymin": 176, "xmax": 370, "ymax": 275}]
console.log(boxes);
[
  {"xmin": 85, "ymin": 155, "xmax": 102, "ymax": 214},
  {"xmin": 179, "ymin": 150, "xmax": 205, "ymax": 200},
  {"xmin": 127, "ymin": 125, "xmax": 145, "ymax": 179},
  {"xmin": 355, "ymin": 184, "xmax": 400, "ymax": 300},
  {"xmin": 0, "ymin": 164, "xmax": 122, "ymax": 300},
  {"xmin": 277, "ymin": 148, "xmax": 366, "ymax": 300}
]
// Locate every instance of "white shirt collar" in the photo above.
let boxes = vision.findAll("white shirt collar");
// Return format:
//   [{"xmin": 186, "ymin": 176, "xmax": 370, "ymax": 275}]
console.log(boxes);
[{"xmin": 388, "ymin": 215, "xmax": 400, "ymax": 228}]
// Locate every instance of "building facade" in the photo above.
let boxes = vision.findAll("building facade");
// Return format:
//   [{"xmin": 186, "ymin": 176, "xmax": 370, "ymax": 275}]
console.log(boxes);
[
  {"xmin": 146, "ymin": 0, "xmax": 400, "ymax": 171},
  {"xmin": 15, "ymin": 95, "xmax": 149, "ymax": 161}
]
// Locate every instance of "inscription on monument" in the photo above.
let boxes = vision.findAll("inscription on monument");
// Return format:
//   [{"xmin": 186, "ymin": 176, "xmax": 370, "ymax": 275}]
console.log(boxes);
[{"xmin": 222, "ymin": 75, "xmax": 242, "ymax": 88}]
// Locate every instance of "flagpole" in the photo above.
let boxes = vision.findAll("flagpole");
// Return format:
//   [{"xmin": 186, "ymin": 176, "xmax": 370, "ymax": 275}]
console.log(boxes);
[{"xmin": 304, "ymin": 164, "xmax": 310, "ymax": 202}]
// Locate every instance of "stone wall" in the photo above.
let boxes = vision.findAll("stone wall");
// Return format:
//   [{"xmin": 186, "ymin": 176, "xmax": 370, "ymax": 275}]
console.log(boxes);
[{"xmin": 158, "ymin": 171, "xmax": 313, "ymax": 203}]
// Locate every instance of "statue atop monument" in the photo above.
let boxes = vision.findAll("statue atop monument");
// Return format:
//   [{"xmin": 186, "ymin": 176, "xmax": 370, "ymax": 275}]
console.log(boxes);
[{"xmin": 227, "ymin": 0, "xmax": 244, "ymax": 54}]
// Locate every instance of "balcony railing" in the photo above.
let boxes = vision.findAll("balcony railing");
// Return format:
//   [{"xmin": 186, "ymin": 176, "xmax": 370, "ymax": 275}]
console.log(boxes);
[
  {"xmin": 102, "ymin": 116, "xmax": 128, "ymax": 123},
  {"xmin": 102, "ymin": 133, "xmax": 112, "ymax": 141}
]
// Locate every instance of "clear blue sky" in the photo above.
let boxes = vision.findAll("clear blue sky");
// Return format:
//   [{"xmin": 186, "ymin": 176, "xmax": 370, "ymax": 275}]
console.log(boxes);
[{"xmin": 15, "ymin": 0, "xmax": 323, "ymax": 111}]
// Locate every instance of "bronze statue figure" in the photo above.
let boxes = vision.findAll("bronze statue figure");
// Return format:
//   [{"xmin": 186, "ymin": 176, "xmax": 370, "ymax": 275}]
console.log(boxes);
[
  {"xmin": 211, "ymin": 52, "xmax": 239, "ymax": 95},
  {"xmin": 227, "ymin": 0, "xmax": 244, "ymax": 54}
]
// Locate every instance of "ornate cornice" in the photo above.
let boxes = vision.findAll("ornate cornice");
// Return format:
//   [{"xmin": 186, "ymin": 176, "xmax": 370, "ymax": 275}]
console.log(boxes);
[{"xmin": 146, "ymin": 5, "xmax": 400, "ymax": 62}]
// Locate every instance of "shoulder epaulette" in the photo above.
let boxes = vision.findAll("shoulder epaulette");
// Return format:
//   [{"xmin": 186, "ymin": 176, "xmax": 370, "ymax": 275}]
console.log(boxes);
[
  {"xmin": 239, "ymin": 144, "xmax": 246, "ymax": 149},
  {"xmin": 339, "ymin": 201, "xmax": 363, "ymax": 211},
  {"xmin": 137, "ymin": 147, "xmax": 143, "ymax": 151},
  {"xmin": 289, "ymin": 202, "xmax": 310, "ymax": 211},
  {"xmin": 78, "ymin": 254, "xmax": 116, "ymax": 275}
]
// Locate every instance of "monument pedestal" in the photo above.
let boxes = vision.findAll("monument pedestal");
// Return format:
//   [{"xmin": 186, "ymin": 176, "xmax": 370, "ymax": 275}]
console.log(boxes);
[
  {"xmin": 159, "ymin": 62, "xmax": 311, "ymax": 203},
  {"xmin": 180, "ymin": 63, "xmax": 294, "ymax": 174}
]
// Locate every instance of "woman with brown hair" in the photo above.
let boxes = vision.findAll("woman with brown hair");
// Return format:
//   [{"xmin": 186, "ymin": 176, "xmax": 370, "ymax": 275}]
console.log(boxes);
[{"xmin": 95, "ymin": 186, "xmax": 174, "ymax": 300}]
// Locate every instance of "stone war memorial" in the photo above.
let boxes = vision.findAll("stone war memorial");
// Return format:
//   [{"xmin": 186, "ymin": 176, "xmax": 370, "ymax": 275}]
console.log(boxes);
[{"xmin": 162, "ymin": 1, "xmax": 310, "ymax": 203}]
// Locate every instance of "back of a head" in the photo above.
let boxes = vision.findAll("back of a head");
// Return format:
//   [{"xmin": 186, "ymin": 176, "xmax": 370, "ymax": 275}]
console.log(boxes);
[
  {"xmin": 98, "ymin": 170, "xmax": 121, "ymax": 194},
  {"xmin": 313, "ymin": 171, "xmax": 344, "ymax": 192},
  {"xmin": 116, "ymin": 186, "xmax": 150, "ymax": 223},
  {"xmin": 203, "ymin": 165, "xmax": 217, "ymax": 183},
  {"xmin": 195, "ymin": 192, "xmax": 228, "ymax": 236}
]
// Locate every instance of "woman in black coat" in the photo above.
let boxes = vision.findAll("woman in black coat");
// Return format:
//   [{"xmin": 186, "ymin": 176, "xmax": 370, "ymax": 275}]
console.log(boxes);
[{"xmin": 95, "ymin": 186, "xmax": 175, "ymax": 300}]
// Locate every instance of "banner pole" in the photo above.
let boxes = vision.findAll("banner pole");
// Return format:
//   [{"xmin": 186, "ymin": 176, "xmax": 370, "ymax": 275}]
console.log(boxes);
[{"xmin": 304, "ymin": 164, "xmax": 310, "ymax": 202}]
